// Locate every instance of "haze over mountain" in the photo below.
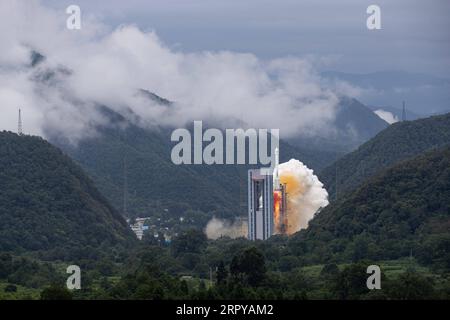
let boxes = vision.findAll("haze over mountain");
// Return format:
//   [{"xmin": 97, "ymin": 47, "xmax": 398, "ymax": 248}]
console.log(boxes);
[
  {"xmin": 1, "ymin": 0, "xmax": 403, "ymax": 153},
  {"xmin": 8, "ymin": 48, "xmax": 389, "ymax": 221},
  {"xmin": 288, "ymin": 97, "xmax": 388, "ymax": 153},
  {"xmin": 50, "ymin": 103, "xmax": 337, "ymax": 220},
  {"xmin": 0, "ymin": 0, "xmax": 357, "ymax": 145},
  {"xmin": 322, "ymin": 71, "xmax": 450, "ymax": 115}
]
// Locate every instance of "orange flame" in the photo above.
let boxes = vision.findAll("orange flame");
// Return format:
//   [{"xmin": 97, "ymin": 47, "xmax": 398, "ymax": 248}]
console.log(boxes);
[{"xmin": 273, "ymin": 190, "xmax": 282, "ymax": 233}]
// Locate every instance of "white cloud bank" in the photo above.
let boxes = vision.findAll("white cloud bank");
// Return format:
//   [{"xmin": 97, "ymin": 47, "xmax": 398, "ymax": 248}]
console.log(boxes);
[{"xmin": 0, "ymin": 0, "xmax": 358, "ymax": 142}]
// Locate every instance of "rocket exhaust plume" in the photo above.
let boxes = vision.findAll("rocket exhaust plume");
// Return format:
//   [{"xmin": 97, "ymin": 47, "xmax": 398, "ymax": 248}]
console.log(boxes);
[{"xmin": 276, "ymin": 159, "xmax": 328, "ymax": 234}]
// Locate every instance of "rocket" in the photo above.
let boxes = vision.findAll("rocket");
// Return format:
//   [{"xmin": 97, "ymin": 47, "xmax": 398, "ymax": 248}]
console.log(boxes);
[
  {"xmin": 273, "ymin": 147, "xmax": 280, "ymax": 189},
  {"xmin": 273, "ymin": 147, "xmax": 286, "ymax": 234}
]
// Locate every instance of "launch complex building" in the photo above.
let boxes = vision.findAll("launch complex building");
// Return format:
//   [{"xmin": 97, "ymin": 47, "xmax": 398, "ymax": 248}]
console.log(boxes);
[{"xmin": 248, "ymin": 148, "xmax": 288, "ymax": 240}]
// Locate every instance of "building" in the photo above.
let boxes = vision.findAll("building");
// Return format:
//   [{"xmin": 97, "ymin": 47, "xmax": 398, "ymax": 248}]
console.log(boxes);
[
  {"xmin": 130, "ymin": 224, "xmax": 144, "ymax": 240},
  {"xmin": 128, "ymin": 217, "xmax": 151, "ymax": 240},
  {"xmin": 247, "ymin": 169, "xmax": 274, "ymax": 240}
]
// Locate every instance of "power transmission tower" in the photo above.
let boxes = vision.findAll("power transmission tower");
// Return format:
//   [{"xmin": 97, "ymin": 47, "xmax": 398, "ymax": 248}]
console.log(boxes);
[
  {"xmin": 18, "ymin": 108, "xmax": 23, "ymax": 135},
  {"xmin": 335, "ymin": 153, "xmax": 339, "ymax": 201},
  {"xmin": 402, "ymin": 101, "xmax": 406, "ymax": 121}
]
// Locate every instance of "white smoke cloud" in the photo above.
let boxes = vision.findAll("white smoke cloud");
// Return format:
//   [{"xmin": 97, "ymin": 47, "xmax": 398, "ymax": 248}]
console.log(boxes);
[
  {"xmin": 205, "ymin": 159, "xmax": 329, "ymax": 239},
  {"xmin": 0, "ymin": 0, "xmax": 359, "ymax": 142},
  {"xmin": 278, "ymin": 159, "xmax": 328, "ymax": 232},
  {"xmin": 204, "ymin": 217, "xmax": 247, "ymax": 240}
]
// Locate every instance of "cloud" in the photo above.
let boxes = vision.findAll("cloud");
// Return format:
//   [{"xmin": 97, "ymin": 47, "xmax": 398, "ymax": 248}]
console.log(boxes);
[
  {"xmin": 278, "ymin": 159, "xmax": 329, "ymax": 232},
  {"xmin": 374, "ymin": 109, "xmax": 398, "ymax": 124},
  {"xmin": 0, "ymin": 0, "xmax": 360, "ymax": 142}
]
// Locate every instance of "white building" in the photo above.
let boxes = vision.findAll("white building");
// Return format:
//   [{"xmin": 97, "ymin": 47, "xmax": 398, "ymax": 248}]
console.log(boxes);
[{"xmin": 128, "ymin": 217, "xmax": 151, "ymax": 240}]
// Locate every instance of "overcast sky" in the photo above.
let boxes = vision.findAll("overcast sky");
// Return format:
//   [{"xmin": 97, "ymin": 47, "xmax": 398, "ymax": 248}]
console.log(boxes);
[
  {"xmin": 41, "ymin": 0, "xmax": 450, "ymax": 77},
  {"xmin": 1, "ymin": 0, "xmax": 448, "ymax": 138}
]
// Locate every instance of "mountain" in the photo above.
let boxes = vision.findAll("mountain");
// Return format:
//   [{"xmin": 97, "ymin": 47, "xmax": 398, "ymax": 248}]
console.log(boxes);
[
  {"xmin": 287, "ymin": 97, "xmax": 388, "ymax": 153},
  {"xmin": 23, "ymin": 49, "xmax": 336, "ymax": 222},
  {"xmin": 0, "ymin": 131, "xmax": 136, "ymax": 260},
  {"xmin": 322, "ymin": 70, "xmax": 450, "ymax": 115},
  {"xmin": 50, "ymin": 106, "xmax": 337, "ymax": 220},
  {"xmin": 319, "ymin": 113, "xmax": 450, "ymax": 200},
  {"xmin": 293, "ymin": 146, "xmax": 450, "ymax": 266}
]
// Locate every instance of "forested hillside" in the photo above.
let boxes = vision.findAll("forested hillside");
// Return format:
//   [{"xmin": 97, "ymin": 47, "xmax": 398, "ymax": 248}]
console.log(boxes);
[
  {"xmin": 293, "ymin": 146, "xmax": 450, "ymax": 269},
  {"xmin": 320, "ymin": 113, "xmax": 450, "ymax": 200},
  {"xmin": 0, "ymin": 132, "xmax": 136, "ymax": 260},
  {"xmin": 51, "ymin": 105, "xmax": 336, "ymax": 220}
]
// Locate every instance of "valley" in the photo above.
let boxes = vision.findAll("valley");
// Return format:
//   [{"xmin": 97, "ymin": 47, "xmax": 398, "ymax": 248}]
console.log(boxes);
[{"xmin": 0, "ymin": 112, "xmax": 449, "ymax": 300}]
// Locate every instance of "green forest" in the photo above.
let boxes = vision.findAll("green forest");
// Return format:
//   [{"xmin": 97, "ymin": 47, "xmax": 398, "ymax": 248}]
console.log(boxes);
[
  {"xmin": 50, "ymin": 105, "xmax": 337, "ymax": 219},
  {"xmin": 0, "ymin": 132, "xmax": 136, "ymax": 260},
  {"xmin": 320, "ymin": 112, "xmax": 450, "ymax": 199},
  {"xmin": 0, "ymin": 113, "xmax": 450, "ymax": 300}
]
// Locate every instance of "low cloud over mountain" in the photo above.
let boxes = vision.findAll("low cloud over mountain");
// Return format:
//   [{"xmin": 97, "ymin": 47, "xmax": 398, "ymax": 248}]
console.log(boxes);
[{"xmin": 0, "ymin": 0, "xmax": 365, "ymax": 143}]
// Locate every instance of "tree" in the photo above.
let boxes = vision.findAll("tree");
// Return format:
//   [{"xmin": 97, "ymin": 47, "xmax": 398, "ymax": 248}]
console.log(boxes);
[
  {"xmin": 351, "ymin": 234, "xmax": 370, "ymax": 262},
  {"xmin": 332, "ymin": 262, "xmax": 369, "ymax": 300},
  {"xmin": 321, "ymin": 263, "xmax": 340, "ymax": 278},
  {"xmin": 216, "ymin": 261, "xmax": 228, "ymax": 285},
  {"xmin": 171, "ymin": 229, "xmax": 207, "ymax": 256},
  {"xmin": 0, "ymin": 253, "xmax": 13, "ymax": 278},
  {"xmin": 387, "ymin": 271, "xmax": 435, "ymax": 300},
  {"xmin": 180, "ymin": 280, "xmax": 189, "ymax": 296},
  {"xmin": 40, "ymin": 285, "xmax": 73, "ymax": 300},
  {"xmin": 230, "ymin": 247, "xmax": 266, "ymax": 287}
]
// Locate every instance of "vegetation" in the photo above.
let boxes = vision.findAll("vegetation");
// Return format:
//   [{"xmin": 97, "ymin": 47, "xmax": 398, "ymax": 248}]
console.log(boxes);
[
  {"xmin": 51, "ymin": 105, "xmax": 338, "ymax": 221},
  {"xmin": 320, "ymin": 112, "xmax": 450, "ymax": 200},
  {"xmin": 40, "ymin": 284, "xmax": 73, "ymax": 300},
  {"xmin": 296, "ymin": 147, "xmax": 450, "ymax": 268},
  {"xmin": 0, "ymin": 131, "xmax": 136, "ymax": 260},
  {"xmin": 0, "ymin": 282, "xmax": 40, "ymax": 300},
  {"xmin": 56, "ymin": 241, "xmax": 450, "ymax": 300},
  {"xmin": 0, "ymin": 114, "xmax": 449, "ymax": 300}
]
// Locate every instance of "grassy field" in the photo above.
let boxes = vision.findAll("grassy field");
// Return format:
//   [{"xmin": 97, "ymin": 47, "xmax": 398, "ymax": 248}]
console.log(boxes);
[
  {"xmin": 1, "ymin": 258, "xmax": 447, "ymax": 300},
  {"xmin": 298, "ymin": 258, "xmax": 447, "ymax": 299},
  {"xmin": 301, "ymin": 257, "xmax": 432, "ymax": 279}
]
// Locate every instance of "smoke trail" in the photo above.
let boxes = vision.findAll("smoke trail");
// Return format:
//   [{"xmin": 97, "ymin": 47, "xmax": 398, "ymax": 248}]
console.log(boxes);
[
  {"xmin": 278, "ymin": 159, "xmax": 328, "ymax": 233},
  {"xmin": 204, "ymin": 217, "xmax": 247, "ymax": 239}
]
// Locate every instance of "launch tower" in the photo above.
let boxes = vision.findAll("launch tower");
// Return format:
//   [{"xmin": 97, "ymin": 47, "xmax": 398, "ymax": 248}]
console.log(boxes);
[
  {"xmin": 247, "ymin": 169, "xmax": 273, "ymax": 240},
  {"xmin": 248, "ymin": 147, "xmax": 288, "ymax": 240}
]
